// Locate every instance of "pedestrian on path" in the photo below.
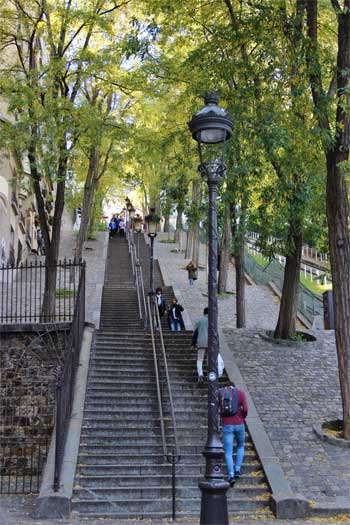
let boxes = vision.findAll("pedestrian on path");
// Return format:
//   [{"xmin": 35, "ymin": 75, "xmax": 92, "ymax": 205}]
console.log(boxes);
[
  {"xmin": 155, "ymin": 287, "xmax": 166, "ymax": 318},
  {"xmin": 186, "ymin": 260, "xmax": 197, "ymax": 285},
  {"xmin": 194, "ymin": 307, "xmax": 225, "ymax": 383},
  {"xmin": 168, "ymin": 297, "xmax": 185, "ymax": 331},
  {"xmin": 218, "ymin": 383, "xmax": 248, "ymax": 487},
  {"xmin": 109, "ymin": 215, "xmax": 117, "ymax": 237}
]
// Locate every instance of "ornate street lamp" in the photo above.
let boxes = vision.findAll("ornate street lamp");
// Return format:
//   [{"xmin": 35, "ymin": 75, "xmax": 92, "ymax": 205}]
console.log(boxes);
[{"xmin": 188, "ymin": 93, "xmax": 233, "ymax": 525}]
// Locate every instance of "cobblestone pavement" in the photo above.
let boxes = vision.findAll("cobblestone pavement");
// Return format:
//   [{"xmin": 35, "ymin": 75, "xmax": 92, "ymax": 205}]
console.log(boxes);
[
  {"xmin": 153, "ymin": 233, "xmax": 281, "ymax": 330},
  {"xmin": 153, "ymin": 233, "xmax": 350, "ymax": 505},
  {"xmin": 1, "ymin": 494, "xmax": 350, "ymax": 525},
  {"xmin": 224, "ymin": 328, "xmax": 350, "ymax": 503}
]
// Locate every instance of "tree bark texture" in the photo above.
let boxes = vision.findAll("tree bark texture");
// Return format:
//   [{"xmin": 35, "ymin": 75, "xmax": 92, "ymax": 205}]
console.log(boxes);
[
  {"xmin": 75, "ymin": 148, "xmax": 99, "ymax": 260},
  {"xmin": 230, "ymin": 200, "xmax": 246, "ymax": 328},
  {"xmin": 191, "ymin": 179, "xmax": 201, "ymax": 267},
  {"xmin": 274, "ymin": 231, "xmax": 303, "ymax": 339},
  {"xmin": 185, "ymin": 228, "xmax": 194, "ymax": 259},
  {"xmin": 218, "ymin": 206, "xmax": 232, "ymax": 293},
  {"xmin": 163, "ymin": 214, "xmax": 170, "ymax": 233},
  {"xmin": 174, "ymin": 204, "xmax": 183, "ymax": 243},
  {"xmin": 306, "ymin": 0, "xmax": 350, "ymax": 439}
]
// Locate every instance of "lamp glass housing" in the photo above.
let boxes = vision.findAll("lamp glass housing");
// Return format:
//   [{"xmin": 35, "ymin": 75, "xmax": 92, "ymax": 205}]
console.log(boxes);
[{"xmin": 148, "ymin": 219, "xmax": 158, "ymax": 235}]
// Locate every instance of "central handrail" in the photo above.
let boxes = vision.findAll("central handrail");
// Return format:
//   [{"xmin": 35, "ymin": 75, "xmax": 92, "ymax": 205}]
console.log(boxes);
[
  {"xmin": 128, "ymin": 230, "xmax": 147, "ymax": 327},
  {"xmin": 147, "ymin": 295, "xmax": 167, "ymax": 459},
  {"xmin": 153, "ymin": 296, "xmax": 181, "ymax": 464}
]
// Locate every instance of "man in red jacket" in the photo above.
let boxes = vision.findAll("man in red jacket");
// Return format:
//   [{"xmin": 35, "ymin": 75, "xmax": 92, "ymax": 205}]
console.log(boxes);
[{"xmin": 218, "ymin": 383, "xmax": 248, "ymax": 487}]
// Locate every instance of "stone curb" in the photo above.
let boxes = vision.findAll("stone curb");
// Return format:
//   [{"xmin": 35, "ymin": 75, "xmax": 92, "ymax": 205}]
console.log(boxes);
[
  {"xmin": 34, "ymin": 324, "xmax": 94, "ymax": 518},
  {"xmin": 313, "ymin": 422, "xmax": 350, "ymax": 449}
]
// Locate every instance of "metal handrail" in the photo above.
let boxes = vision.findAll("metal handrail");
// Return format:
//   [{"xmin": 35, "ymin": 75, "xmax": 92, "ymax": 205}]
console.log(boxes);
[
  {"xmin": 153, "ymin": 296, "xmax": 181, "ymax": 463},
  {"xmin": 139, "ymin": 264, "xmax": 148, "ymax": 327},
  {"xmin": 128, "ymin": 232, "xmax": 148, "ymax": 327},
  {"xmin": 147, "ymin": 295, "xmax": 167, "ymax": 459}
]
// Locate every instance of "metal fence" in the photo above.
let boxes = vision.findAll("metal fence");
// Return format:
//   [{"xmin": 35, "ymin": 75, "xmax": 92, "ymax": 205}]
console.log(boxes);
[
  {"xmin": 0, "ymin": 259, "xmax": 84, "ymax": 324},
  {"xmin": 244, "ymin": 250, "xmax": 323, "ymax": 326},
  {"xmin": 54, "ymin": 263, "xmax": 85, "ymax": 491}
]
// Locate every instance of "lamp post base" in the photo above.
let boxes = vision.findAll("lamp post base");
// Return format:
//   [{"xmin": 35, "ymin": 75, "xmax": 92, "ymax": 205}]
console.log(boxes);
[{"xmin": 199, "ymin": 478, "xmax": 230, "ymax": 525}]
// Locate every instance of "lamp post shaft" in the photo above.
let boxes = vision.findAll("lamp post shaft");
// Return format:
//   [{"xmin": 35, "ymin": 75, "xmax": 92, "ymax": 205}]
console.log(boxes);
[
  {"xmin": 199, "ymin": 164, "xmax": 229, "ymax": 525},
  {"xmin": 150, "ymin": 235, "xmax": 154, "ymax": 296}
]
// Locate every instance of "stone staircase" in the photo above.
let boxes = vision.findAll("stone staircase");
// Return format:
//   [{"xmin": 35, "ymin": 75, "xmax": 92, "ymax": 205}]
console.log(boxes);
[{"xmin": 72, "ymin": 233, "xmax": 273, "ymax": 520}]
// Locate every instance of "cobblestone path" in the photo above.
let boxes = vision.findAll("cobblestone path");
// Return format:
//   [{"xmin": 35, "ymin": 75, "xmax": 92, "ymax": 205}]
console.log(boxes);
[
  {"xmin": 153, "ymin": 233, "xmax": 350, "ymax": 506},
  {"xmin": 153, "ymin": 233, "xmax": 281, "ymax": 330}
]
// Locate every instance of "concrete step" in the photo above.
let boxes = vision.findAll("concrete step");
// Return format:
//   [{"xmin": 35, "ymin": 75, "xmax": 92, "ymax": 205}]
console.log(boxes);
[
  {"xmin": 77, "ymin": 460, "xmax": 261, "ymax": 477},
  {"xmin": 74, "ymin": 483, "xmax": 268, "ymax": 500},
  {"xmin": 72, "ymin": 495, "xmax": 269, "ymax": 514}
]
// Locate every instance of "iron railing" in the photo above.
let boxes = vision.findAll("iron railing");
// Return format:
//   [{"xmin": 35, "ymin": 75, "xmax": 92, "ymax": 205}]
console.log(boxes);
[
  {"xmin": 146, "ymin": 295, "xmax": 167, "ymax": 458},
  {"xmin": 244, "ymin": 250, "xmax": 323, "ymax": 325},
  {"xmin": 149, "ymin": 295, "xmax": 181, "ymax": 520},
  {"xmin": 53, "ymin": 263, "xmax": 85, "ymax": 491},
  {"xmin": 0, "ymin": 259, "xmax": 84, "ymax": 324},
  {"xmin": 128, "ymin": 230, "xmax": 148, "ymax": 327}
]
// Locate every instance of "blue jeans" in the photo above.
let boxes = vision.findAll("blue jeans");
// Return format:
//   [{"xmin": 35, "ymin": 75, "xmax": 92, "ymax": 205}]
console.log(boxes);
[
  {"xmin": 171, "ymin": 319, "xmax": 181, "ymax": 331},
  {"xmin": 189, "ymin": 278, "xmax": 194, "ymax": 286},
  {"xmin": 222, "ymin": 424, "xmax": 245, "ymax": 478}
]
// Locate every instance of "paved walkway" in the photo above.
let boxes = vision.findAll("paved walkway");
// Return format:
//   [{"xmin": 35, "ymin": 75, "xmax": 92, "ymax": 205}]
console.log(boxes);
[
  {"xmin": 153, "ymin": 233, "xmax": 350, "ymax": 508},
  {"xmin": 154, "ymin": 234, "xmax": 281, "ymax": 330},
  {"xmin": 59, "ymin": 230, "xmax": 108, "ymax": 328}
]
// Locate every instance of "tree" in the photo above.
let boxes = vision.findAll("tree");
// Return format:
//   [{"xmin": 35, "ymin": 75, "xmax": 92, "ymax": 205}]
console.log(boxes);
[
  {"xmin": 306, "ymin": 0, "xmax": 350, "ymax": 439},
  {"xmin": 0, "ymin": 0, "xmax": 129, "ymax": 318}
]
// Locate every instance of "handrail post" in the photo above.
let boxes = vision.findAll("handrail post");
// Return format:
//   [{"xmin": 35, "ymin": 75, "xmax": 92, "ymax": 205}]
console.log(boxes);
[{"xmin": 172, "ymin": 449, "xmax": 176, "ymax": 521}]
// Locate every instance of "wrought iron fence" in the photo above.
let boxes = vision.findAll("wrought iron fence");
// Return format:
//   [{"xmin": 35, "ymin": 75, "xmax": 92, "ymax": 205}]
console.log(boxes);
[
  {"xmin": 0, "ymin": 259, "xmax": 84, "ymax": 324},
  {"xmin": 54, "ymin": 263, "xmax": 85, "ymax": 491},
  {"xmin": 244, "ymin": 250, "xmax": 323, "ymax": 325}
]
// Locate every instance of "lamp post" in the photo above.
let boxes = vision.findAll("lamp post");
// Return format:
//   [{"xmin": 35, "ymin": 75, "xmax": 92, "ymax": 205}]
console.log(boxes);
[
  {"xmin": 145, "ymin": 207, "xmax": 159, "ymax": 299},
  {"xmin": 134, "ymin": 214, "xmax": 143, "ymax": 260},
  {"xmin": 188, "ymin": 93, "xmax": 233, "ymax": 525}
]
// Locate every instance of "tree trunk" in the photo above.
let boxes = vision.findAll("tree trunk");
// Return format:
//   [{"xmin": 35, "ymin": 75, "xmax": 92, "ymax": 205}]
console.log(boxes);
[
  {"xmin": 41, "ymin": 165, "xmax": 66, "ymax": 320},
  {"xmin": 191, "ymin": 179, "xmax": 201, "ymax": 267},
  {"xmin": 75, "ymin": 148, "xmax": 99, "ymax": 260},
  {"xmin": 306, "ymin": 1, "xmax": 350, "ymax": 438},
  {"xmin": 230, "ymin": 199, "xmax": 246, "ymax": 328},
  {"xmin": 174, "ymin": 205, "xmax": 183, "ymax": 243},
  {"xmin": 274, "ymin": 231, "xmax": 303, "ymax": 339},
  {"xmin": 235, "ymin": 237, "xmax": 245, "ymax": 328},
  {"xmin": 218, "ymin": 206, "xmax": 231, "ymax": 293},
  {"xmin": 192, "ymin": 222, "xmax": 200, "ymax": 267},
  {"xmin": 185, "ymin": 228, "xmax": 194, "ymax": 258},
  {"xmin": 326, "ymin": 152, "xmax": 350, "ymax": 439},
  {"xmin": 163, "ymin": 214, "xmax": 170, "ymax": 233}
]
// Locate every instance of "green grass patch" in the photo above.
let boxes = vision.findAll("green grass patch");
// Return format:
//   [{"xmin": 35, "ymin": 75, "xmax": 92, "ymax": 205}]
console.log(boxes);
[
  {"xmin": 55, "ymin": 288, "xmax": 74, "ymax": 298},
  {"xmin": 159, "ymin": 239, "xmax": 176, "ymax": 243},
  {"xmin": 300, "ymin": 274, "xmax": 332, "ymax": 296},
  {"xmin": 249, "ymin": 251, "xmax": 332, "ymax": 296}
]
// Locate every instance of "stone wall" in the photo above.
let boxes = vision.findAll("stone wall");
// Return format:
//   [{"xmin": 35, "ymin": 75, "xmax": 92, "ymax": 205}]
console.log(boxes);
[{"xmin": 0, "ymin": 328, "xmax": 67, "ymax": 493}]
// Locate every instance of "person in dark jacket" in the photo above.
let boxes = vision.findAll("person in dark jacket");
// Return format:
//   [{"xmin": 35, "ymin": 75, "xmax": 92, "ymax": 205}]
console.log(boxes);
[
  {"xmin": 218, "ymin": 383, "xmax": 248, "ymax": 487},
  {"xmin": 155, "ymin": 287, "xmax": 166, "ymax": 318},
  {"xmin": 168, "ymin": 297, "xmax": 185, "ymax": 331},
  {"xmin": 186, "ymin": 260, "xmax": 197, "ymax": 286}
]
